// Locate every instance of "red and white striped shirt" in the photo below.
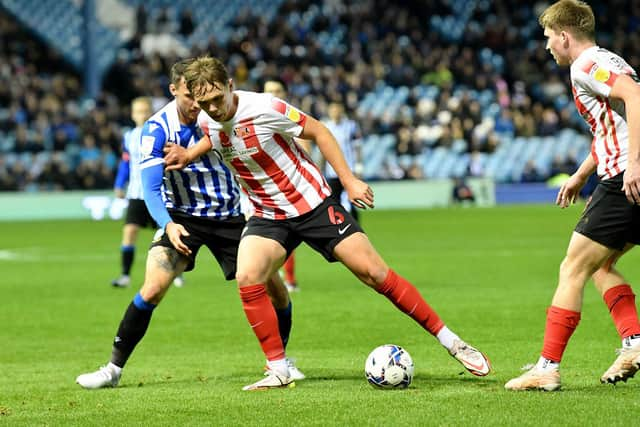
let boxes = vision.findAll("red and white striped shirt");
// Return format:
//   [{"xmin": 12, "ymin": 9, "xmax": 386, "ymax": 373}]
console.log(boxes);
[
  {"xmin": 198, "ymin": 91, "xmax": 330, "ymax": 219},
  {"xmin": 571, "ymin": 46, "xmax": 638, "ymax": 179}
]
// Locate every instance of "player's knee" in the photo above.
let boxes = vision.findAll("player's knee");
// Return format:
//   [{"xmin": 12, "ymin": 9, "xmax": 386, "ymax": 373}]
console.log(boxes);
[
  {"xmin": 139, "ymin": 282, "xmax": 167, "ymax": 304},
  {"xmin": 235, "ymin": 270, "xmax": 251, "ymax": 287},
  {"xmin": 357, "ymin": 265, "xmax": 388, "ymax": 288},
  {"xmin": 559, "ymin": 254, "xmax": 599, "ymax": 282}
]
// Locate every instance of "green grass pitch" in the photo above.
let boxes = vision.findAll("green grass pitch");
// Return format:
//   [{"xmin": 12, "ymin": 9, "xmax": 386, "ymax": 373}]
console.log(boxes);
[{"xmin": 2, "ymin": 204, "xmax": 640, "ymax": 426}]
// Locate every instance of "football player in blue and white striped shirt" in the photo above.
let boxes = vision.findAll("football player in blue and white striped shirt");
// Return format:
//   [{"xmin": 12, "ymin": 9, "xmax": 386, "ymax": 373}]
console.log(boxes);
[
  {"xmin": 112, "ymin": 97, "xmax": 184, "ymax": 288},
  {"xmin": 76, "ymin": 60, "xmax": 302, "ymax": 389},
  {"xmin": 322, "ymin": 101, "xmax": 363, "ymax": 222}
]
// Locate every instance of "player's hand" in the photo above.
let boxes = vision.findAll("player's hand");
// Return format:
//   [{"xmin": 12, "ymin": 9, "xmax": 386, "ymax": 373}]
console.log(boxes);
[
  {"xmin": 556, "ymin": 173, "xmax": 586, "ymax": 208},
  {"xmin": 622, "ymin": 159, "xmax": 640, "ymax": 204},
  {"xmin": 165, "ymin": 222, "xmax": 191, "ymax": 256},
  {"xmin": 163, "ymin": 145, "xmax": 190, "ymax": 171},
  {"xmin": 114, "ymin": 189, "xmax": 125, "ymax": 199},
  {"xmin": 344, "ymin": 177, "xmax": 374, "ymax": 209}
]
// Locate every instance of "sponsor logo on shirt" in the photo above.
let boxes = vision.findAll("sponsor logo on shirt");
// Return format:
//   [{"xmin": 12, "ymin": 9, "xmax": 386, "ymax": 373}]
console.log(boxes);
[{"xmin": 220, "ymin": 146, "xmax": 259, "ymax": 161}]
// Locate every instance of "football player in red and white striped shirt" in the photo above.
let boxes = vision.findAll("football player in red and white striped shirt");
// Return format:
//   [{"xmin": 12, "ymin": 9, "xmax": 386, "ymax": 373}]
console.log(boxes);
[
  {"xmin": 165, "ymin": 56, "xmax": 491, "ymax": 390},
  {"xmin": 506, "ymin": 0, "xmax": 640, "ymax": 392}
]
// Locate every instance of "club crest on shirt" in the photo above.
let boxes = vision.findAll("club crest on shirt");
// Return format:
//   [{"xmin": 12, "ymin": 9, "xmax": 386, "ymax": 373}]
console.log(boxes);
[{"xmin": 233, "ymin": 126, "xmax": 251, "ymax": 138}]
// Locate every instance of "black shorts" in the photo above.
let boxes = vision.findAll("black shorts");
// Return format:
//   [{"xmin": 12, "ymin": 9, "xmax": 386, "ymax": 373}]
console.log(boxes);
[
  {"xmin": 243, "ymin": 197, "xmax": 364, "ymax": 262},
  {"xmin": 125, "ymin": 199, "xmax": 157, "ymax": 228},
  {"xmin": 150, "ymin": 211, "xmax": 245, "ymax": 278},
  {"xmin": 574, "ymin": 173, "xmax": 640, "ymax": 250}
]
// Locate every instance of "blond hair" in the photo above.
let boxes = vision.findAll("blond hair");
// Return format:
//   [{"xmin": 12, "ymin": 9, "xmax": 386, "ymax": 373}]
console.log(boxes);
[
  {"xmin": 131, "ymin": 96, "xmax": 152, "ymax": 109},
  {"xmin": 539, "ymin": 0, "xmax": 595, "ymax": 41},
  {"xmin": 183, "ymin": 56, "xmax": 230, "ymax": 97}
]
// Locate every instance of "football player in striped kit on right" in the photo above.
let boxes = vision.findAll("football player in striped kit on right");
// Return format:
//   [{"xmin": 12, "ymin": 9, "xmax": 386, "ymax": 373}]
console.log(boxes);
[{"xmin": 506, "ymin": 0, "xmax": 640, "ymax": 391}]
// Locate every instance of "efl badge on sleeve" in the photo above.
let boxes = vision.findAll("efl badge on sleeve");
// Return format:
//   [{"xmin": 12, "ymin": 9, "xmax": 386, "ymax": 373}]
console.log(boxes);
[
  {"xmin": 141, "ymin": 135, "xmax": 155, "ymax": 157},
  {"xmin": 594, "ymin": 67, "xmax": 611, "ymax": 83}
]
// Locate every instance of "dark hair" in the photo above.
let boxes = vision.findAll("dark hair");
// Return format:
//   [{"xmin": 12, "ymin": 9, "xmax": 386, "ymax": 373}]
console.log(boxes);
[
  {"xmin": 170, "ymin": 58, "xmax": 196, "ymax": 85},
  {"xmin": 183, "ymin": 56, "xmax": 230, "ymax": 97}
]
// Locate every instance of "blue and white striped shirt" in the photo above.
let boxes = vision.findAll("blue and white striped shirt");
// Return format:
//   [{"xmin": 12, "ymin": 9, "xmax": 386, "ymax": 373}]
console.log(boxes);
[
  {"xmin": 139, "ymin": 100, "xmax": 241, "ymax": 227},
  {"xmin": 123, "ymin": 126, "xmax": 144, "ymax": 200},
  {"xmin": 322, "ymin": 118, "xmax": 361, "ymax": 179}
]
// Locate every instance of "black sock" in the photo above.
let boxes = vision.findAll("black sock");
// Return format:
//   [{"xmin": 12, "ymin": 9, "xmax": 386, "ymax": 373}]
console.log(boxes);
[
  {"xmin": 110, "ymin": 293, "xmax": 156, "ymax": 367},
  {"xmin": 275, "ymin": 301, "xmax": 292, "ymax": 349},
  {"xmin": 121, "ymin": 245, "xmax": 135, "ymax": 275}
]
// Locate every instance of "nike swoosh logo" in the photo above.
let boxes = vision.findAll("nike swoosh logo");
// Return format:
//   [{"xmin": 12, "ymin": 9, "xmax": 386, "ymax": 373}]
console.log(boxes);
[
  {"xmin": 338, "ymin": 224, "xmax": 352, "ymax": 235},
  {"xmin": 462, "ymin": 359, "xmax": 487, "ymax": 372}
]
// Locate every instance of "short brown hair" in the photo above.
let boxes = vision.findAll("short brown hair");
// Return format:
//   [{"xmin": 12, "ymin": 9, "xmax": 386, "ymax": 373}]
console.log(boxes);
[
  {"xmin": 539, "ymin": 0, "xmax": 595, "ymax": 41},
  {"xmin": 170, "ymin": 58, "xmax": 195, "ymax": 85},
  {"xmin": 183, "ymin": 56, "xmax": 230, "ymax": 97}
]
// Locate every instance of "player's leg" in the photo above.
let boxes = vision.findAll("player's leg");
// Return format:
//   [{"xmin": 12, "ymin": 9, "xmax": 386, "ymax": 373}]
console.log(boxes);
[
  {"xmin": 112, "ymin": 223, "xmax": 139, "ymax": 287},
  {"xmin": 77, "ymin": 246, "xmax": 189, "ymax": 389},
  {"xmin": 282, "ymin": 253, "xmax": 299, "ymax": 292},
  {"xmin": 265, "ymin": 272, "xmax": 292, "ymax": 347},
  {"xmin": 332, "ymin": 231, "xmax": 491, "ymax": 376},
  {"xmin": 113, "ymin": 200, "xmax": 148, "ymax": 287},
  {"xmin": 593, "ymin": 244, "xmax": 640, "ymax": 383},
  {"xmin": 236, "ymin": 234, "xmax": 294, "ymax": 390},
  {"xmin": 205, "ymin": 215, "xmax": 297, "ymax": 359},
  {"xmin": 505, "ymin": 232, "xmax": 615, "ymax": 391},
  {"xmin": 264, "ymin": 271, "xmax": 305, "ymax": 380}
]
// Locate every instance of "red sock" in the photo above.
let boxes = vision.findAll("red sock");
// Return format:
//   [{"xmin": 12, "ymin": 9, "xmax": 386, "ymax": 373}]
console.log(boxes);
[
  {"xmin": 603, "ymin": 284, "xmax": 640, "ymax": 338},
  {"xmin": 239, "ymin": 284, "xmax": 285, "ymax": 361},
  {"xmin": 283, "ymin": 254, "xmax": 295, "ymax": 284},
  {"xmin": 375, "ymin": 269, "xmax": 445, "ymax": 336},
  {"xmin": 541, "ymin": 306, "xmax": 581, "ymax": 362}
]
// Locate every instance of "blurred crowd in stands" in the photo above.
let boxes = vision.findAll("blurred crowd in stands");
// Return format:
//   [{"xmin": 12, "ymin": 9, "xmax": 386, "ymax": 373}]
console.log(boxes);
[{"xmin": 1, "ymin": 0, "xmax": 639, "ymax": 191}]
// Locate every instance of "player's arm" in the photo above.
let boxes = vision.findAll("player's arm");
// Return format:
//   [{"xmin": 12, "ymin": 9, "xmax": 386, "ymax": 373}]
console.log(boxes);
[
  {"xmin": 113, "ymin": 134, "xmax": 130, "ymax": 198},
  {"xmin": 164, "ymin": 135, "xmax": 213, "ymax": 171},
  {"xmin": 294, "ymin": 137, "xmax": 313, "ymax": 154},
  {"xmin": 139, "ymin": 123, "xmax": 192, "ymax": 255},
  {"xmin": 610, "ymin": 74, "xmax": 640, "ymax": 203},
  {"xmin": 301, "ymin": 116, "xmax": 373, "ymax": 208},
  {"xmin": 352, "ymin": 123, "xmax": 364, "ymax": 177},
  {"xmin": 556, "ymin": 153, "xmax": 596, "ymax": 208}
]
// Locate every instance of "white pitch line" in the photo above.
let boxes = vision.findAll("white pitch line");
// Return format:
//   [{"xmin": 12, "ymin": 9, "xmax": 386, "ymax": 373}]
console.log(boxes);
[{"xmin": 0, "ymin": 249, "xmax": 112, "ymax": 262}]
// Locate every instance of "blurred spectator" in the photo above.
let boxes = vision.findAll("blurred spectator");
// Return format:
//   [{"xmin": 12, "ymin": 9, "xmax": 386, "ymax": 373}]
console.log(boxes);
[
  {"xmin": 521, "ymin": 160, "xmax": 545, "ymax": 183},
  {"xmin": 179, "ymin": 10, "xmax": 195, "ymax": 37},
  {"xmin": 452, "ymin": 178, "xmax": 476, "ymax": 204},
  {"xmin": 550, "ymin": 154, "xmax": 578, "ymax": 177}
]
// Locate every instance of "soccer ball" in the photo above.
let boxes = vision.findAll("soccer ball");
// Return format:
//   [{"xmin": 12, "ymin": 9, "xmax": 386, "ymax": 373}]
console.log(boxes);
[{"xmin": 365, "ymin": 344, "xmax": 414, "ymax": 389}]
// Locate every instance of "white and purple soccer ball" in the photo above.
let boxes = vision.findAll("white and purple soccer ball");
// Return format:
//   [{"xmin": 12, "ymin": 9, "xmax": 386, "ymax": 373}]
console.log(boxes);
[{"xmin": 365, "ymin": 344, "xmax": 414, "ymax": 389}]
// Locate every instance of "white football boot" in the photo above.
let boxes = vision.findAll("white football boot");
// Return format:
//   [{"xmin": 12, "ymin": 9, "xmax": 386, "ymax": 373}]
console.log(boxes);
[
  {"xmin": 448, "ymin": 339, "xmax": 491, "ymax": 376},
  {"xmin": 76, "ymin": 364, "xmax": 121, "ymax": 389},
  {"xmin": 111, "ymin": 275, "xmax": 131, "ymax": 288},
  {"xmin": 243, "ymin": 371, "xmax": 294, "ymax": 391}
]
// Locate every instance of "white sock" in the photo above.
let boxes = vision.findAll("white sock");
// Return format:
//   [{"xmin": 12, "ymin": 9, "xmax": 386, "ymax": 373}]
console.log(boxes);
[
  {"xmin": 107, "ymin": 362, "xmax": 122, "ymax": 377},
  {"xmin": 622, "ymin": 334, "xmax": 640, "ymax": 349},
  {"xmin": 266, "ymin": 358, "xmax": 289, "ymax": 377},
  {"xmin": 535, "ymin": 356, "xmax": 560, "ymax": 371},
  {"xmin": 436, "ymin": 326, "xmax": 460, "ymax": 351}
]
